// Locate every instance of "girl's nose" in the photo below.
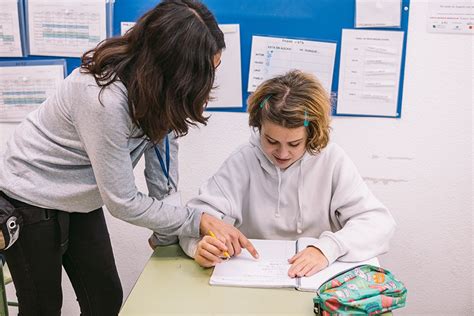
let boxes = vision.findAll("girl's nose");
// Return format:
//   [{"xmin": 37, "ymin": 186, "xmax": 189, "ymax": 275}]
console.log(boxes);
[{"xmin": 276, "ymin": 147, "xmax": 290, "ymax": 159}]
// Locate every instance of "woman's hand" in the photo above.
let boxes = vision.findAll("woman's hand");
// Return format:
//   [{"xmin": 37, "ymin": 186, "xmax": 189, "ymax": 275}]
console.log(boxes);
[
  {"xmin": 194, "ymin": 236, "xmax": 228, "ymax": 267},
  {"xmin": 199, "ymin": 213, "xmax": 259, "ymax": 259},
  {"xmin": 287, "ymin": 246, "xmax": 329, "ymax": 278}
]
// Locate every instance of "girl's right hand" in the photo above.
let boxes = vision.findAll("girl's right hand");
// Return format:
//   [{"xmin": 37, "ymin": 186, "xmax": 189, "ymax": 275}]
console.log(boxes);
[
  {"xmin": 199, "ymin": 213, "xmax": 259, "ymax": 259},
  {"xmin": 194, "ymin": 235, "xmax": 228, "ymax": 268}
]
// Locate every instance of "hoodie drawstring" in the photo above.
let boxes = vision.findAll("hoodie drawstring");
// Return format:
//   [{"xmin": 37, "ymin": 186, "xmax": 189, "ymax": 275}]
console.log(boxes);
[
  {"xmin": 275, "ymin": 168, "xmax": 282, "ymax": 218},
  {"xmin": 275, "ymin": 162, "xmax": 304, "ymax": 234},
  {"xmin": 296, "ymin": 162, "xmax": 304, "ymax": 234}
]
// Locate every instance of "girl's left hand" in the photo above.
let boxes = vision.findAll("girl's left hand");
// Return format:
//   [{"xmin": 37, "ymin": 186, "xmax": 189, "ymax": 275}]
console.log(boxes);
[{"xmin": 287, "ymin": 246, "xmax": 329, "ymax": 278}]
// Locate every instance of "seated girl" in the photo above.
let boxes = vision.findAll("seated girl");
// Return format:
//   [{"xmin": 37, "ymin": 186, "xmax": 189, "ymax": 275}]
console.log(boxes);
[{"xmin": 179, "ymin": 70, "xmax": 395, "ymax": 278}]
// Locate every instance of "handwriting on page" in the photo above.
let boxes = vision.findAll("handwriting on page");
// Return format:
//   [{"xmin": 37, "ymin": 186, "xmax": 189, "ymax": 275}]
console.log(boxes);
[
  {"xmin": 211, "ymin": 260, "xmax": 295, "ymax": 287},
  {"xmin": 210, "ymin": 239, "xmax": 297, "ymax": 288}
]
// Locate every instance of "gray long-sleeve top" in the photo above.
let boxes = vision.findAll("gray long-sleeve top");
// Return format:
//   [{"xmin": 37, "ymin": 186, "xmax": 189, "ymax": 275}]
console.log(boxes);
[{"xmin": 0, "ymin": 68, "xmax": 201, "ymax": 242}]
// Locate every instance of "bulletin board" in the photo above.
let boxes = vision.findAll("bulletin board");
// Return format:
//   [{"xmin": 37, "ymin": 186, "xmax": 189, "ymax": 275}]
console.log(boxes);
[
  {"xmin": 114, "ymin": 0, "xmax": 411, "ymax": 117},
  {"xmin": 0, "ymin": 0, "xmax": 411, "ymax": 118}
]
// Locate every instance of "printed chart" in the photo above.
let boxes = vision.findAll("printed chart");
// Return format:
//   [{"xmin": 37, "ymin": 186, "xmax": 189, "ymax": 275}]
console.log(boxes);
[
  {"xmin": 0, "ymin": 0, "xmax": 23, "ymax": 57},
  {"xmin": 27, "ymin": 0, "xmax": 107, "ymax": 57},
  {"xmin": 0, "ymin": 64, "xmax": 65, "ymax": 122},
  {"xmin": 248, "ymin": 36, "xmax": 337, "ymax": 93}
]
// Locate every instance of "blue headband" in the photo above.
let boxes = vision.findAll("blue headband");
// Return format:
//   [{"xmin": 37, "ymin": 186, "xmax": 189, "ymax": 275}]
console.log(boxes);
[{"xmin": 304, "ymin": 110, "xmax": 309, "ymax": 127}]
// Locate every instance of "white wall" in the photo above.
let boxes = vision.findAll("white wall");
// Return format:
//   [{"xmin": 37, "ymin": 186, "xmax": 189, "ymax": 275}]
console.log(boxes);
[{"xmin": 1, "ymin": 1, "xmax": 472, "ymax": 315}]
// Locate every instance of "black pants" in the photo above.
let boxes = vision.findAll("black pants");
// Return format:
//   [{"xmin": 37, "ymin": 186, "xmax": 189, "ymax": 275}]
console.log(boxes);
[{"xmin": 2, "ymin": 194, "xmax": 123, "ymax": 316}]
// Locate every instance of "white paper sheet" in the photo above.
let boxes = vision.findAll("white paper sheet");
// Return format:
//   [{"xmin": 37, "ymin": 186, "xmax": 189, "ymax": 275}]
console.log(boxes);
[
  {"xmin": 0, "ymin": 64, "xmax": 65, "ymax": 122},
  {"xmin": 27, "ymin": 0, "xmax": 107, "ymax": 57},
  {"xmin": 355, "ymin": 0, "xmax": 402, "ymax": 28},
  {"xmin": 210, "ymin": 239, "xmax": 296, "ymax": 288},
  {"xmin": 427, "ymin": 2, "xmax": 474, "ymax": 34},
  {"xmin": 207, "ymin": 24, "xmax": 243, "ymax": 108},
  {"xmin": 120, "ymin": 21, "xmax": 135, "ymax": 36},
  {"xmin": 336, "ymin": 29, "xmax": 404, "ymax": 117},
  {"xmin": 248, "ymin": 36, "xmax": 337, "ymax": 93},
  {"xmin": 0, "ymin": 0, "xmax": 23, "ymax": 57}
]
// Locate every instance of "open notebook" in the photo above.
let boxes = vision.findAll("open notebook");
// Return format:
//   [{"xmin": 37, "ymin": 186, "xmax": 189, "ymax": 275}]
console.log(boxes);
[{"xmin": 210, "ymin": 239, "xmax": 379, "ymax": 292}]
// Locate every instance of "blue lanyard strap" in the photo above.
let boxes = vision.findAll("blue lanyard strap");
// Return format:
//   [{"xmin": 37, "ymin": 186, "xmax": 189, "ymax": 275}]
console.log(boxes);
[{"xmin": 154, "ymin": 135, "xmax": 170, "ymax": 188}]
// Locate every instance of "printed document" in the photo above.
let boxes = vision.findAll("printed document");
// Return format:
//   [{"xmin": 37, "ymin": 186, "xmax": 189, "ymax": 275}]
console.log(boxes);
[
  {"xmin": 0, "ymin": 0, "xmax": 23, "ymax": 57},
  {"xmin": 427, "ymin": 2, "xmax": 474, "ymax": 34},
  {"xmin": 355, "ymin": 0, "xmax": 402, "ymax": 28},
  {"xmin": 336, "ymin": 29, "xmax": 404, "ymax": 117},
  {"xmin": 0, "ymin": 64, "xmax": 65, "ymax": 122},
  {"xmin": 27, "ymin": 0, "xmax": 108, "ymax": 57},
  {"xmin": 248, "ymin": 36, "xmax": 337, "ymax": 94},
  {"xmin": 207, "ymin": 24, "xmax": 243, "ymax": 108}
]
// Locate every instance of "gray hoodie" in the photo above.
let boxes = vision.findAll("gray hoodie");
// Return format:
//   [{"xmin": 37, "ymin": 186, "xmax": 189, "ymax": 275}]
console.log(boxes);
[
  {"xmin": 180, "ymin": 131, "xmax": 396, "ymax": 264},
  {"xmin": 0, "ymin": 68, "xmax": 201, "ymax": 243}
]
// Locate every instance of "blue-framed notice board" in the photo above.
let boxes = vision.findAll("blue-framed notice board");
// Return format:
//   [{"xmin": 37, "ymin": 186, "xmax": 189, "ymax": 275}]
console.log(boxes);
[
  {"xmin": 114, "ymin": 0, "xmax": 410, "ymax": 117},
  {"xmin": 0, "ymin": 0, "xmax": 410, "ymax": 118}
]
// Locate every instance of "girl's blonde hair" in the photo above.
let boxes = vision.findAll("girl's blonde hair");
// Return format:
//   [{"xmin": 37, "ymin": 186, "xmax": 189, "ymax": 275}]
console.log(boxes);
[{"xmin": 248, "ymin": 70, "xmax": 331, "ymax": 154}]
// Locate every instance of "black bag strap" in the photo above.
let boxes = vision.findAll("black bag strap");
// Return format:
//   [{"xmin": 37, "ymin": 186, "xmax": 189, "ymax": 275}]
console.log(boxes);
[{"xmin": 0, "ymin": 193, "xmax": 20, "ymax": 250}]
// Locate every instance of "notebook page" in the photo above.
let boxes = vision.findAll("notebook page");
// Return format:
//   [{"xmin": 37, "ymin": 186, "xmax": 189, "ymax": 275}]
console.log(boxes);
[
  {"xmin": 297, "ymin": 257, "xmax": 380, "ymax": 292},
  {"xmin": 210, "ymin": 239, "xmax": 296, "ymax": 288}
]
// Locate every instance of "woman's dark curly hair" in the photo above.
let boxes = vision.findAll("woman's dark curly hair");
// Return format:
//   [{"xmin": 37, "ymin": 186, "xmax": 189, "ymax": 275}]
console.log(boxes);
[{"xmin": 81, "ymin": 0, "xmax": 225, "ymax": 143}]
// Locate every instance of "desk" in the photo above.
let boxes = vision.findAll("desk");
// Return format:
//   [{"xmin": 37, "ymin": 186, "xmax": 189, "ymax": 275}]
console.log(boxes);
[{"xmin": 120, "ymin": 245, "xmax": 316, "ymax": 315}]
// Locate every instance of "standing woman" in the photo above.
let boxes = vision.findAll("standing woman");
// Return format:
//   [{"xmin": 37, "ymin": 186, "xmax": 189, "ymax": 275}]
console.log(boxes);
[{"xmin": 0, "ymin": 0, "xmax": 256, "ymax": 315}]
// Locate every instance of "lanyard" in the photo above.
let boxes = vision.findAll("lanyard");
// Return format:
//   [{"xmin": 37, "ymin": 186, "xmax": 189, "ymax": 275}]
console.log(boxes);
[{"xmin": 154, "ymin": 135, "xmax": 171, "ymax": 192}]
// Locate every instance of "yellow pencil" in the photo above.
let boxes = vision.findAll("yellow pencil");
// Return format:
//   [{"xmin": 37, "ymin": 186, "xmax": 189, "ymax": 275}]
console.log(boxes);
[{"xmin": 208, "ymin": 230, "xmax": 231, "ymax": 259}]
